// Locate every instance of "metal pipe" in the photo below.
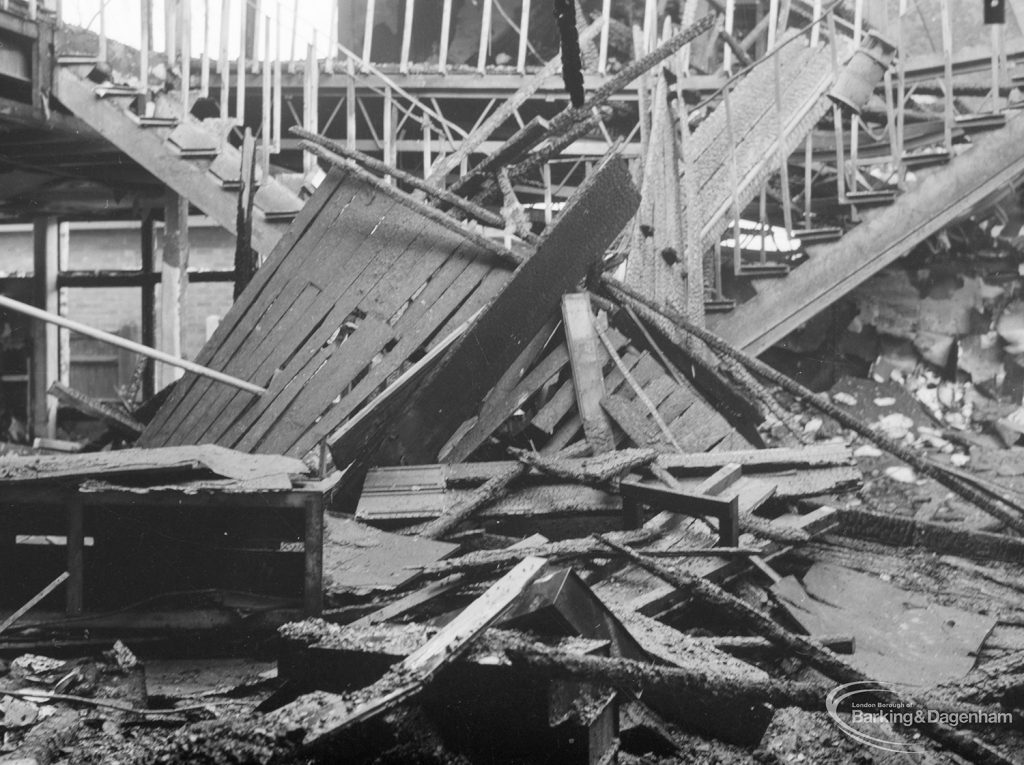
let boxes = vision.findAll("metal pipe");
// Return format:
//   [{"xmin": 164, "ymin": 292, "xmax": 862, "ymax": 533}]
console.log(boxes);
[{"xmin": 0, "ymin": 295, "xmax": 267, "ymax": 396}]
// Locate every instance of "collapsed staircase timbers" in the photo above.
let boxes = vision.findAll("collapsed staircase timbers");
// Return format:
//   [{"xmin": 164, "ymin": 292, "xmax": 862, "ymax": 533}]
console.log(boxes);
[{"xmin": 600, "ymin": 276, "xmax": 1024, "ymax": 537}]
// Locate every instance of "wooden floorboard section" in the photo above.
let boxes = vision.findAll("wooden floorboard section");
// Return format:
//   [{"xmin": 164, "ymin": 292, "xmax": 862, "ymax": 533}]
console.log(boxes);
[{"xmin": 141, "ymin": 166, "xmax": 513, "ymax": 456}]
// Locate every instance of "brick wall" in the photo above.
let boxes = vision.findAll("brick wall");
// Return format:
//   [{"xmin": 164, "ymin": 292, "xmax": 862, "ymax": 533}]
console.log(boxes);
[{"xmin": 0, "ymin": 223, "xmax": 237, "ymax": 361}]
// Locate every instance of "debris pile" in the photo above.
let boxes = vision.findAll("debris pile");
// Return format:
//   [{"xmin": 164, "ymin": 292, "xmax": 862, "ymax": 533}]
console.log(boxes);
[{"xmin": 4, "ymin": 11, "xmax": 1024, "ymax": 765}]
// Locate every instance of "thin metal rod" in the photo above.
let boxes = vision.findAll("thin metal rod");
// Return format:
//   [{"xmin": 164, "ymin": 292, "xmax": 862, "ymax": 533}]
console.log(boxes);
[
  {"xmin": 0, "ymin": 572, "xmax": 70, "ymax": 636},
  {"xmin": 0, "ymin": 295, "xmax": 267, "ymax": 395}
]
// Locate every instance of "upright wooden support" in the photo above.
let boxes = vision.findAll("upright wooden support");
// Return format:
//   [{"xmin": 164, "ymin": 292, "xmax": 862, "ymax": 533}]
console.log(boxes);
[
  {"xmin": 722, "ymin": 85, "xmax": 743, "ymax": 276},
  {"xmin": 180, "ymin": 0, "xmax": 191, "ymax": 115},
  {"xmin": 251, "ymin": 0, "xmax": 263, "ymax": 73},
  {"xmin": 303, "ymin": 41, "xmax": 318, "ymax": 174},
  {"xmin": 422, "ymin": 114, "xmax": 432, "ymax": 176},
  {"xmin": 304, "ymin": 496, "xmax": 324, "ymax": 615},
  {"xmin": 165, "ymin": 0, "xmax": 177, "ymax": 69},
  {"xmin": 346, "ymin": 75, "xmax": 356, "ymax": 150},
  {"xmin": 326, "ymin": 0, "xmax": 339, "ymax": 73},
  {"xmin": 98, "ymin": 0, "xmax": 107, "ymax": 61},
  {"xmin": 362, "ymin": 0, "xmax": 376, "ymax": 67},
  {"xmin": 159, "ymin": 194, "xmax": 189, "ymax": 389},
  {"xmin": 400, "ymin": 0, "xmax": 414, "ymax": 73},
  {"xmin": 562, "ymin": 293, "xmax": 615, "ymax": 453},
  {"xmin": 383, "ymin": 85, "xmax": 395, "ymax": 170},
  {"xmin": 31, "ymin": 216, "xmax": 59, "ymax": 440},
  {"xmin": 439, "ymin": 0, "xmax": 452, "ymax": 72},
  {"xmin": 57, "ymin": 223, "xmax": 69, "ymax": 390},
  {"xmin": 767, "ymin": 0, "xmax": 779, "ymax": 50},
  {"xmin": 990, "ymin": 25, "xmax": 1002, "ymax": 113},
  {"xmin": 262, "ymin": 15, "xmax": 272, "ymax": 177},
  {"xmin": 140, "ymin": 0, "xmax": 151, "ymax": 106},
  {"xmin": 289, "ymin": 0, "xmax": 299, "ymax": 73},
  {"xmin": 66, "ymin": 501, "xmax": 84, "ymax": 617},
  {"xmin": 477, "ymin": 0, "xmax": 493, "ymax": 73},
  {"xmin": 597, "ymin": 0, "xmax": 610, "ymax": 73},
  {"xmin": 141, "ymin": 214, "xmax": 156, "ymax": 400},
  {"xmin": 517, "ymin": 0, "xmax": 531, "ymax": 72},
  {"xmin": 200, "ymin": 0, "xmax": 211, "ymax": 97},
  {"xmin": 940, "ymin": 0, "xmax": 953, "ymax": 152},
  {"xmin": 896, "ymin": 0, "xmax": 906, "ymax": 183},
  {"xmin": 723, "ymin": 0, "xmax": 735, "ymax": 70},
  {"xmin": 219, "ymin": 0, "xmax": 231, "ymax": 119},
  {"xmin": 273, "ymin": 1, "xmax": 282, "ymax": 152},
  {"xmin": 236, "ymin": 0, "xmax": 248, "ymax": 124}
]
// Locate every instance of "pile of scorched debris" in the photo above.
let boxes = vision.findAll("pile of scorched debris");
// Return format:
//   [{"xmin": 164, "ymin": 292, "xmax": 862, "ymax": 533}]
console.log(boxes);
[{"xmin": 3, "ymin": 18, "xmax": 1024, "ymax": 765}]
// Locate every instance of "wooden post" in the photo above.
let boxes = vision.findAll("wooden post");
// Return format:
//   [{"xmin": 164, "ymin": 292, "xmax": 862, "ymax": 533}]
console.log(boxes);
[
  {"xmin": 562, "ymin": 293, "xmax": 614, "ymax": 453},
  {"xmin": 289, "ymin": 0, "xmax": 298, "ymax": 73},
  {"xmin": 273, "ymin": 1, "xmax": 282, "ymax": 152},
  {"xmin": 723, "ymin": 0, "xmax": 735, "ymax": 70},
  {"xmin": 262, "ymin": 14, "xmax": 272, "ymax": 177},
  {"xmin": 383, "ymin": 85, "xmax": 394, "ymax": 170},
  {"xmin": 140, "ymin": 0, "xmax": 151, "ymax": 112},
  {"xmin": 251, "ymin": 0, "xmax": 263, "ymax": 72},
  {"xmin": 326, "ymin": 0, "xmax": 338, "ymax": 73},
  {"xmin": 477, "ymin": 0, "xmax": 493, "ymax": 73},
  {"xmin": 165, "ymin": 0, "xmax": 177, "ymax": 67},
  {"xmin": 940, "ymin": 0, "xmax": 952, "ymax": 153},
  {"xmin": 159, "ymin": 194, "xmax": 189, "ymax": 389},
  {"xmin": 141, "ymin": 214, "xmax": 156, "ymax": 400},
  {"xmin": 66, "ymin": 500, "xmax": 84, "ymax": 616},
  {"xmin": 516, "ymin": 0, "xmax": 531, "ymax": 73},
  {"xmin": 98, "ymin": 0, "xmax": 107, "ymax": 61},
  {"xmin": 219, "ymin": 0, "xmax": 231, "ymax": 119},
  {"xmin": 200, "ymin": 0, "xmax": 210, "ymax": 97},
  {"xmin": 399, "ymin": 0, "xmax": 414, "ymax": 73},
  {"xmin": 236, "ymin": 0, "xmax": 247, "ymax": 124},
  {"xmin": 180, "ymin": 0, "xmax": 191, "ymax": 116},
  {"xmin": 991, "ymin": 24, "xmax": 1002, "ymax": 113},
  {"xmin": 362, "ymin": 0, "xmax": 376, "ymax": 67},
  {"xmin": 57, "ymin": 222, "xmax": 69, "ymax": 390},
  {"xmin": 438, "ymin": 0, "xmax": 452, "ymax": 72},
  {"xmin": 598, "ymin": 0, "xmax": 610, "ymax": 73},
  {"xmin": 303, "ymin": 40, "xmax": 318, "ymax": 174},
  {"xmin": 304, "ymin": 496, "xmax": 324, "ymax": 615},
  {"xmin": 346, "ymin": 74, "xmax": 356, "ymax": 150},
  {"xmin": 31, "ymin": 217, "xmax": 59, "ymax": 440},
  {"xmin": 423, "ymin": 114, "xmax": 432, "ymax": 177}
]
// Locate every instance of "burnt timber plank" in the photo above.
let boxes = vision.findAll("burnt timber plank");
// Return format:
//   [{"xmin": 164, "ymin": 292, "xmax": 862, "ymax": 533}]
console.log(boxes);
[
  {"xmin": 276, "ymin": 557, "xmax": 549, "ymax": 755},
  {"xmin": 601, "ymin": 393, "xmax": 670, "ymax": 449},
  {"xmin": 335, "ymin": 157, "xmax": 639, "ymax": 468},
  {"xmin": 530, "ymin": 334, "xmax": 634, "ymax": 434},
  {"xmin": 562, "ymin": 294, "xmax": 616, "ymax": 453}
]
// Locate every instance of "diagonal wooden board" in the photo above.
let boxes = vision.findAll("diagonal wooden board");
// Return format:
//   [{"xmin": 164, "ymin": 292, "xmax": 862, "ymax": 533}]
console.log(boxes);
[
  {"xmin": 271, "ymin": 557, "xmax": 549, "ymax": 756},
  {"xmin": 331, "ymin": 157, "xmax": 641, "ymax": 469}
]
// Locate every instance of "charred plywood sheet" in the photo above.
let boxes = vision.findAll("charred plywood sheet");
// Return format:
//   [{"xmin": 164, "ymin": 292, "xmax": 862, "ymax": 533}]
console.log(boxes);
[{"xmin": 140, "ymin": 166, "xmax": 517, "ymax": 457}]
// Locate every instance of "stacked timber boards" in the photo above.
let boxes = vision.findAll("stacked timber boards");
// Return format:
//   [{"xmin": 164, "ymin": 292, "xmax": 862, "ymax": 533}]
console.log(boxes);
[{"xmin": 140, "ymin": 166, "xmax": 516, "ymax": 457}]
